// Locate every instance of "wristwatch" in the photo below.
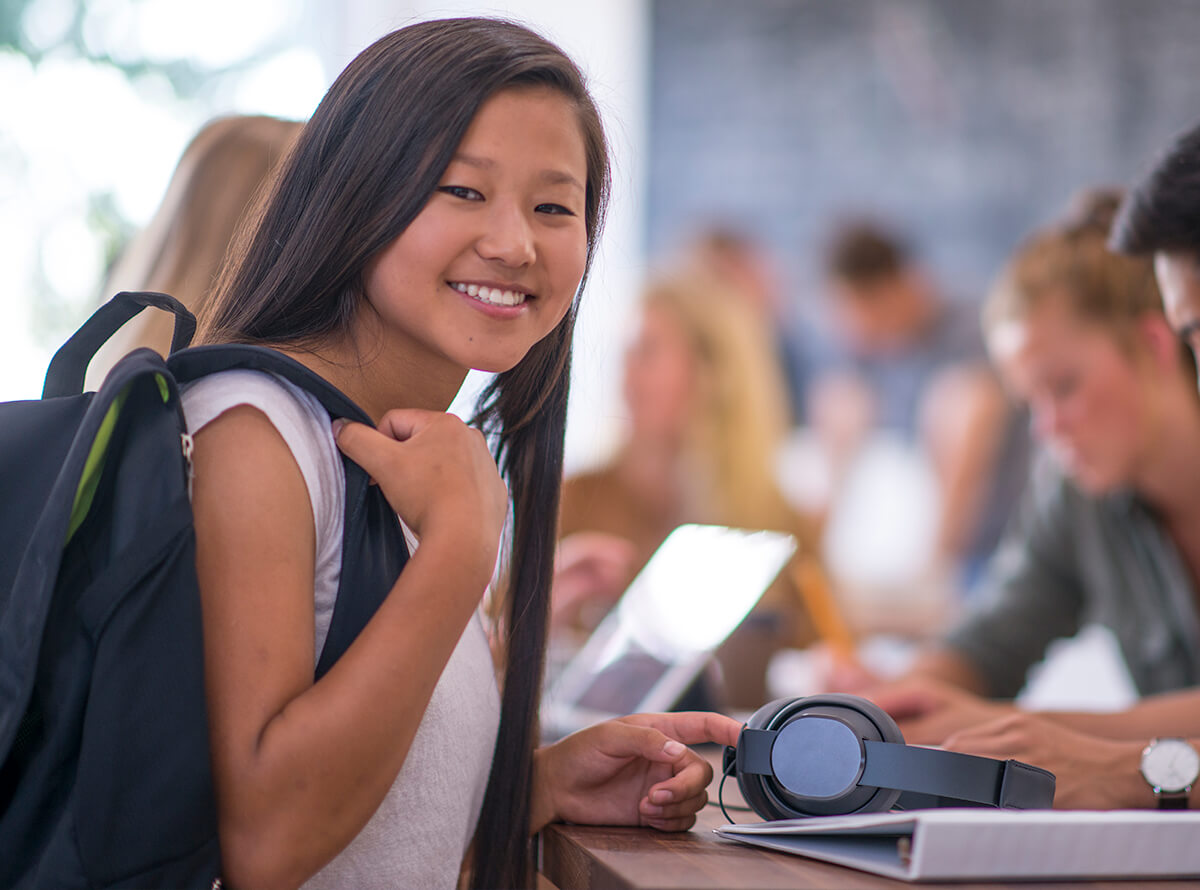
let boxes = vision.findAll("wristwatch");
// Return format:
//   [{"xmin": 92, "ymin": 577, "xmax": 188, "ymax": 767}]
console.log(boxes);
[{"xmin": 1140, "ymin": 738, "xmax": 1200, "ymax": 809}]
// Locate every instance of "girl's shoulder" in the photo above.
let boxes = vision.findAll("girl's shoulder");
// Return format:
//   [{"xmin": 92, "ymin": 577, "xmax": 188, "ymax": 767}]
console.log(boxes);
[
  {"xmin": 181, "ymin": 368, "xmax": 329, "ymax": 439},
  {"xmin": 181, "ymin": 369, "xmax": 345, "ymax": 545}
]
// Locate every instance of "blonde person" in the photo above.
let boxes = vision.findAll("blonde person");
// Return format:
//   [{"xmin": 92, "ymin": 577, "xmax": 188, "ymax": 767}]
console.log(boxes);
[
  {"xmin": 556, "ymin": 270, "xmax": 825, "ymax": 708},
  {"xmin": 85, "ymin": 114, "xmax": 302, "ymax": 388},
  {"xmin": 676, "ymin": 225, "xmax": 808, "ymax": 421}
]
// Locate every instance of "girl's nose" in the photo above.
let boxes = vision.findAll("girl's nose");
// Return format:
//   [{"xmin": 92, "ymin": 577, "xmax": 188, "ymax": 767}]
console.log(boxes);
[{"xmin": 477, "ymin": 201, "xmax": 535, "ymax": 267}]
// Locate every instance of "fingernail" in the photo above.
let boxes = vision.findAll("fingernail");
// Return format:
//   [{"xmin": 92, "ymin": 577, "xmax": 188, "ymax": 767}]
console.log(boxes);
[
  {"xmin": 331, "ymin": 418, "xmax": 347, "ymax": 438},
  {"xmin": 650, "ymin": 789, "xmax": 672, "ymax": 804},
  {"xmin": 663, "ymin": 740, "xmax": 685, "ymax": 757}
]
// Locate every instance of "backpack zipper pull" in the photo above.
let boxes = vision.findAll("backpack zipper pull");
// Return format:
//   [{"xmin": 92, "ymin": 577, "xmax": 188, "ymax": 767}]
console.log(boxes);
[{"xmin": 181, "ymin": 432, "xmax": 195, "ymax": 498}]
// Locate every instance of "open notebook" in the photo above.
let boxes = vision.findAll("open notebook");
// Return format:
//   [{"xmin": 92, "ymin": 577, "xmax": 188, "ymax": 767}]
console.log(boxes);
[{"xmin": 715, "ymin": 809, "xmax": 1200, "ymax": 882}]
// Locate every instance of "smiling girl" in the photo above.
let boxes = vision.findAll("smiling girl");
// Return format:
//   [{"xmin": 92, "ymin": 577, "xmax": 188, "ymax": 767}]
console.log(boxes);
[{"xmin": 184, "ymin": 18, "xmax": 736, "ymax": 890}]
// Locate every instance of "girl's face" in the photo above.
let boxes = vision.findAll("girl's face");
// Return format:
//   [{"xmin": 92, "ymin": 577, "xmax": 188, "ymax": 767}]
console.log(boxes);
[
  {"xmin": 622, "ymin": 303, "xmax": 698, "ymax": 443},
  {"xmin": 359, "ymin": 85, "xmax": 589, "ymax": 378},
  {"xmin": 988, "ymin": 297, "xmax": 1152, "ymax": 493}
]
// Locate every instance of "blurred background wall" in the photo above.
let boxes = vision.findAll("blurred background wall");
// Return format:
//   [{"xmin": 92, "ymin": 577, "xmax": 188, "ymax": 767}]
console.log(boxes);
[
  {"xmin": 646, "ymin": 0, "xmax": 1200, "ymax": 318},
  {"xmin": 4, "ymin": 0, "xmax": 1200, "ymax": 473}
]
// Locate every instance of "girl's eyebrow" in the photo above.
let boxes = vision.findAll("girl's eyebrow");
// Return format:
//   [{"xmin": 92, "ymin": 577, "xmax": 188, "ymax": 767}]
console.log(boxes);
[
  {"xmin": 451, "ymin": 152, "xmax": 584, "ymax": 191},
  {"xmin": 540, "ymin": 169, "xmax": 585, "ymax": 191}
]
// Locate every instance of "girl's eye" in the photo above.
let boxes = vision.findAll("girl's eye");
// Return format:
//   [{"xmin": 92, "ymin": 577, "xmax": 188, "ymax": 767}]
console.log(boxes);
[
  {"xmin": 438, "ymin": 185, "xmax": 483, "ymax": 201},
  {"xmin": 536, "ymin": 203, "xmax": 575, "ymax": 216}
]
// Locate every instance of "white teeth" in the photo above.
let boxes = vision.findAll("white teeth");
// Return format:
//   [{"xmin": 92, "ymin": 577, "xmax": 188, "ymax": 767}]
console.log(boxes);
[{"xmin": 450, "ymin": 282, "xmax": 527, "ymax": 307}]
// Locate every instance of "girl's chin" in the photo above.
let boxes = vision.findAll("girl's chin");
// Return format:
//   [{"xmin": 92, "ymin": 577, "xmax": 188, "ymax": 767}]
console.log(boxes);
[{"xmin": 470, "ymin": 355, "xmax": 526, "ymax": 375}]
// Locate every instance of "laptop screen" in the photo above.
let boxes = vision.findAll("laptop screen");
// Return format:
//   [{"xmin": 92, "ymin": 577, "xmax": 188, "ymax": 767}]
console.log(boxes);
[{"xmin": 544, "ymin": 524, "xmax": 797, "ymax": 738}]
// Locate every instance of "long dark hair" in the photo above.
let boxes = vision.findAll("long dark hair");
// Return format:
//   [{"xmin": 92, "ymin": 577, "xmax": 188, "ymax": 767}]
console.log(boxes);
[{"xmin": 199, "ymin": 18, "xmax": 610, "ymax": 889}]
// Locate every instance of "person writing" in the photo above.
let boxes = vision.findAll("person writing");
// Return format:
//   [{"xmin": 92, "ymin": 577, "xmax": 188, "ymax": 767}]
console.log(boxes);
[
  {"xmin": 871, "ymin": 157, "xmax": 1200, "ymax": 809},
  {"xmin": 182, "ymin": 18, "xmax": 737, "ymax": 889},
  {"xmin": 901, "ymin": 193, "xmax": 1200, "ymax": 704}
]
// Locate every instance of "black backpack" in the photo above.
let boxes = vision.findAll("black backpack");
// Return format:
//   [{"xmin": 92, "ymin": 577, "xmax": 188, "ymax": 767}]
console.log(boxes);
[{"xmin": 0, "ymin": 291, "xmax": 408, "ymax": 889}]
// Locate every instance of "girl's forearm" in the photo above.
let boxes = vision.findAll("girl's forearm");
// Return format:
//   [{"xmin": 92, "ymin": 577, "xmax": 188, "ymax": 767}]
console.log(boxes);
[{"xmin": 217, "ymin": 536, "xmax": 490, "ymax": 889}]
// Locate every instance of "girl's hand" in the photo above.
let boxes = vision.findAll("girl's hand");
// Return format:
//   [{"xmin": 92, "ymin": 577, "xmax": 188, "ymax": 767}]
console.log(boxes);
[
  {"xmin": 532, "ymin": 712, "xmax": 741, "ymax": 833},
  {"xmin": 332, "ymin": 411, "xmax": 509, "ymax": 583}
]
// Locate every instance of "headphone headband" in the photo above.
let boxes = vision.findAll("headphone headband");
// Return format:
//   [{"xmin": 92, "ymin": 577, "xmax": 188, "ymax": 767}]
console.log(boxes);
[{"xmin": 861, "ymin": 739, "xmax": 1055, "ymax": 809}]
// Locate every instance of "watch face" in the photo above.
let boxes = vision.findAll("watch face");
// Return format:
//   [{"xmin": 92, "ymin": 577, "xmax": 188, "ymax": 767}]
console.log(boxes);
[{"xmin": 1142, "ymin": 739, "xmax": 1200, "ymax": 793}]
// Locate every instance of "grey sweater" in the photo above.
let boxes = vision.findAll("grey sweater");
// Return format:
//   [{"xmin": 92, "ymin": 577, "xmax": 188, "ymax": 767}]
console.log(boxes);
[{"xmin": 944, "ymin": 451, "xmax": 1200, "ymax": 699}]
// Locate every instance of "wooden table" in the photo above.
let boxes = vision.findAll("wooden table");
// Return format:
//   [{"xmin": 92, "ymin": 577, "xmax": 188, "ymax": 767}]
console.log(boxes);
[{"xmin": 537, "ymin": 748, "xmax": 1200, "ymax": 889}]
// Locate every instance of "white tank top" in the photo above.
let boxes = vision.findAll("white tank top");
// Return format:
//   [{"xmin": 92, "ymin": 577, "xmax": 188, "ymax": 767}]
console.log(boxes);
[{"xmin": 181, "ymin": 369, "xmax": 501, "ymax": 889}]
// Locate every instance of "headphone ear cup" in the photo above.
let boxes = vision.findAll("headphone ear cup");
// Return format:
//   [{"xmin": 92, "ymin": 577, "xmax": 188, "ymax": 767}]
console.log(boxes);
[
  {"xmin": 735, "ymin": 694, "xmax": 904, "ymax": 819},
  {"xmin": 784, "ymin": 694, "xmax": 902, "ymax": 815}
]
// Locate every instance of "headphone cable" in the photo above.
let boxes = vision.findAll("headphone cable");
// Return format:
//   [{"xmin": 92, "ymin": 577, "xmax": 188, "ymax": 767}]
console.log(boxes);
[{"xmin": 715, "ymin": 754, "xmax": 753, "ymax": 823}]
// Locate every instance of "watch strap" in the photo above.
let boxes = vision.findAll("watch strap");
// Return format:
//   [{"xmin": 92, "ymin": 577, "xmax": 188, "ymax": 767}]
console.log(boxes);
[{"xmin": 1158, "ymin": 789, "xmax": 1191, "ymax": 810}]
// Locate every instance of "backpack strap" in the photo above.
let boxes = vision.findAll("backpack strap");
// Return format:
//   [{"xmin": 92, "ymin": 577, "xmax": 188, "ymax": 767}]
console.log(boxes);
[
  {"xmin": 168, "ymin": 344, "xmax": 371, "ymax": 424},
  {"xmin": 167, "ymin": 345, "xmax": 407, "ymax": 679},
  {"xmin": 42, "ymin": 291, "xmax": 196, "ymax": 399}
]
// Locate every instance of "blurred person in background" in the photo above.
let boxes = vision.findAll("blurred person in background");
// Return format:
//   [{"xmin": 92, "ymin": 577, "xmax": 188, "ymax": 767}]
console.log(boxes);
[
  {"xmin": 555, "ymin": 269, "xmax": 828, "ymax": 709},
  {"xmin": 85, "ymin": 114, "xmax": 302, "ymax": 388},
  {"xmin": 675, "ymin": 224, "xmax": 809, "ymax": 423},
  {"xmin": 861, "ymin": 192, "xmax": 1200, "ymax": 750},
  {"xmin": 805, "ymin": 218, "xmax": 1024, "ymax": 608},
  {"xmin": 861, "ymin": 140, "xmax": 1200, "ymax": 810}
]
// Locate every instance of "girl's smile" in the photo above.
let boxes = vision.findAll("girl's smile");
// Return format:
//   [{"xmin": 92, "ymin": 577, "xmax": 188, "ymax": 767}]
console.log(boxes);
[{"xmin": 449, "ymin": 280, "xmax": 531, "ymax": 309}]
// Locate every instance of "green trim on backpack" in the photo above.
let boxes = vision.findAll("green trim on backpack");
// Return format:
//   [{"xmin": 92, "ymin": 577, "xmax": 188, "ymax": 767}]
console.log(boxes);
[
  {"xmin": 66, "ymin": 390, "xmax": 127, "ymax": 544},
  {"xmin": 65, "ymin": 377, "xmax": 172, "ymax": 544}
]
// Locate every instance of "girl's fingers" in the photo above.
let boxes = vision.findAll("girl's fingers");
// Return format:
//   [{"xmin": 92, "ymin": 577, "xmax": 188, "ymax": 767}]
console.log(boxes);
[
  {"xmin": 620, "ymin": 711, "xmax": 742, "ymax": 749},
  {"xmin": 643, "ymin": 811, "xmax": 701, "ymax": 832},
  {"xmin": 374, "ymin": 408, "xmax": 448, "ymax": 442},
  {"xmin": 330, "ymin": 420, "xmax": 398, "ymax": 480},
  {"xmin": 331, "ymin": 417, "xmax": 420, "ymax": 469},
  {"xmin": 332, "ymin": 409, "xmax": 436, "ymax": 459},
  {"xmin": 587, "ymin": 722, "xmax": 690, "ymax": 766},
  {"xmin": 643, "ymin": 753, "xmax": 713, "ymax": 804},
  {"xmin": 639, "ymin": 789, "xmax": 708, "ymax": 822}
]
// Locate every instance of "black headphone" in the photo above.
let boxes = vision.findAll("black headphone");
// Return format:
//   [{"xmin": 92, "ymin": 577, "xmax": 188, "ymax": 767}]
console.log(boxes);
[{"xmin": 723, "ymin": 694, "xmax": 1055, "ymax": 820}]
